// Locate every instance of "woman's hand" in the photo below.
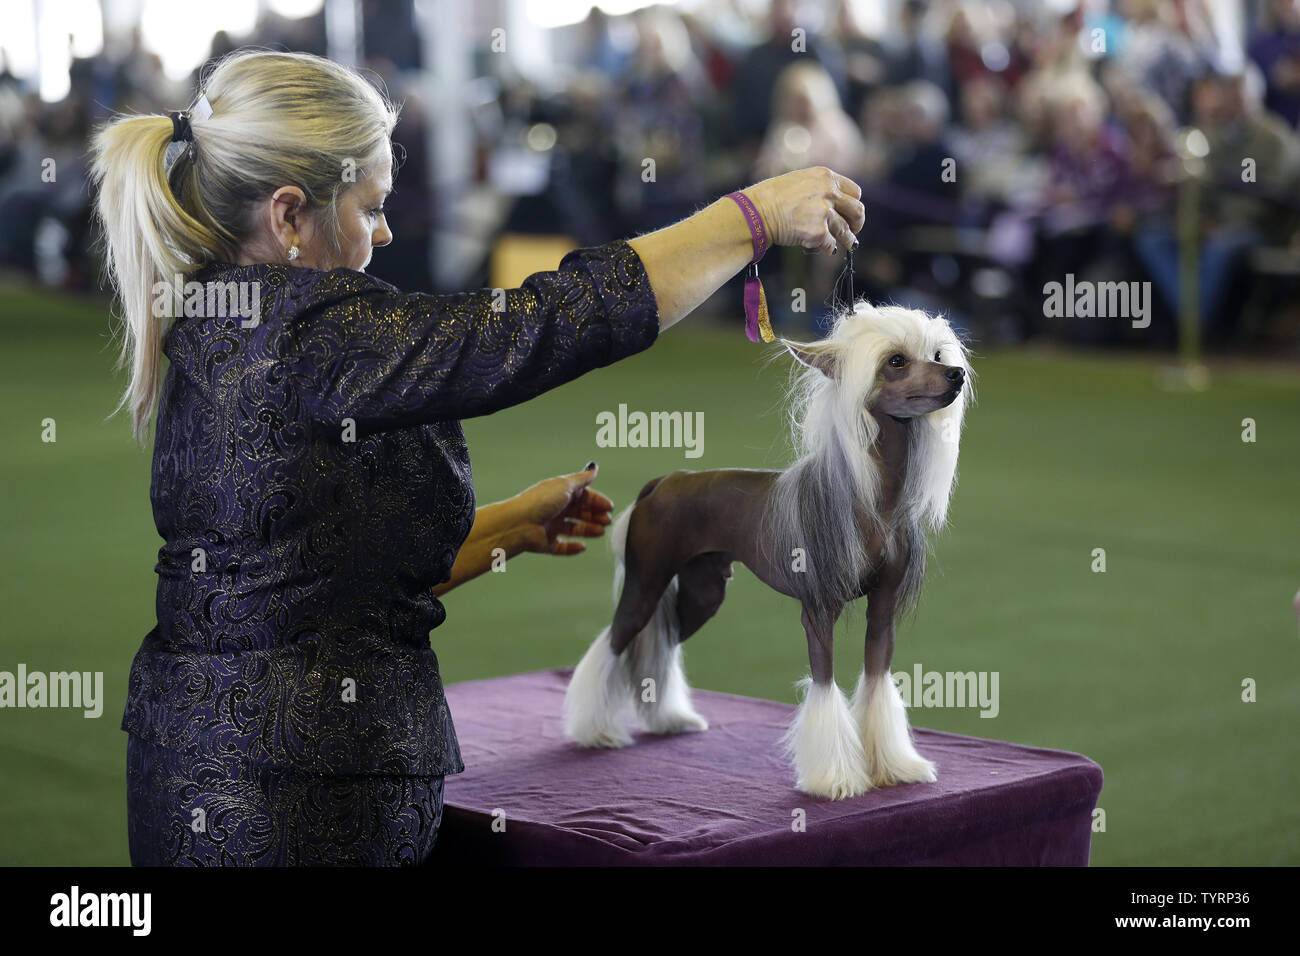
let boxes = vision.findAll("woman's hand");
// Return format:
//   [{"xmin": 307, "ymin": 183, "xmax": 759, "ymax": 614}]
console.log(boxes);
[
  {"xmin": 507, "ymin": 462, "xmax": 613, "ymax": 556},
  {"xmin": 744, "ymin": 166, "xmax": 867, "ymax": 256},
  {"xmin": 431, "ymin": 464, "xmax": 612, "ymax": 597},
  {"xmin": 627, "ymin": 165, "xmax": 866, "ymax": 329}
]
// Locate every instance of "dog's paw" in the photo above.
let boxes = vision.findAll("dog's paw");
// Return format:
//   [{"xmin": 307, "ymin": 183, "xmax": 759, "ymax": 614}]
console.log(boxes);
[
  {"xmin": 870, "ymin": 753, "xmax": 937, "ymax": 787},
  {"xmin": 644, "ymin": 709, "xmax": 709, "ymax": 735},
  {"xmin": 796, "ymin": 760, "xmax": 874, "ymax": 800},
  {"xmin": 570, "ymin": 726, "xmax": 635, "ymax": 749}
]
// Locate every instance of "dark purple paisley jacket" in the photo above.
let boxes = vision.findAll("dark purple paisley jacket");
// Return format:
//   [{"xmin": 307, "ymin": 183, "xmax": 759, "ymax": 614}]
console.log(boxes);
[{"xmin": 122, "ymin": 240, "xmax": 660, "ymax": 776}]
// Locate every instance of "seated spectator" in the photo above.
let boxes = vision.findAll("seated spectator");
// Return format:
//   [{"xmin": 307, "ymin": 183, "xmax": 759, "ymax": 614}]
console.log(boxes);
[
  {"xmin": 884, "ymin": 0, "xmax": 951, "ymax": 92},
  {"xmin": 830, "ymin": 0, "xmax": 892, "ymax": 121},
  {"xmin": 612, "ymin": 7, "xmax": 709, "ymax": 234},
  {"xmin": 1116, "ymin": 0, "xmax": 1221, "ymax": 125},
  {"xmin": 1248, "ymin": 0, "xmax": 1300, "ymax": 129},
  {"xmin": 1110, "ymin": 88, "xmax": 1180, "ymax": 233},
  {"xmin": 879, "ymin": 79, "xmax": 960, "ymax": 233},
  {"xmin": 729, "ymin": 0, "xmax": 848, "ymax": 151},
  {"xmin": 857, "ymin": 86, "xmax": 900, "ymax": 183},
  {"xmin": 942, "ymin": 0, "xmax": 1027, "ymax": 101},
  {"xmin": 1203, "ymin": 63, "xmax": 1300, "ymax": 236},
  {"xmin": 947, "ymin": 75, "xmax": 1026, "ymax": 207},
  {"xmin": 754, "ymin": 61, "xmax": 868, "ymax": 181},
  {"xmin": 1134, "ymin": 64, "xmax": 1300, "ymax": 340},
  {"xmin": 1026, "ymin": 71, "xmax": 1132, "ymax": 336},
  {"xmin": 1039, "ymin": 72, "xmax": 1130, "ymax": 238}
]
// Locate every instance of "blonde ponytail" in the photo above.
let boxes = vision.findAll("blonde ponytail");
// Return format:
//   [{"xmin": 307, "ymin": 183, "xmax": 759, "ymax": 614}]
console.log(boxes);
[
  {"xmin": 90, "ymin": 115, "xmax": 227, "ymax": 443},
  {"xmin": 90, "ymin": 50, "xmax": 399, "ymax": 443}
]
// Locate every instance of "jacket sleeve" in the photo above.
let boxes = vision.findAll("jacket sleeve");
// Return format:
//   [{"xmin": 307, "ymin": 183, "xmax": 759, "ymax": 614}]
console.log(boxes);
[{"xmin": 287, "ymin": 239, "xmax": 660, "ymax": 429}]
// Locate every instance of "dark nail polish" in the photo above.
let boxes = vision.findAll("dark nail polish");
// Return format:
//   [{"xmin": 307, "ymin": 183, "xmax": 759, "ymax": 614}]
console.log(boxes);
[{"xmin": 585, "ymin": 460, "xmax": 597, "ymax": 470}]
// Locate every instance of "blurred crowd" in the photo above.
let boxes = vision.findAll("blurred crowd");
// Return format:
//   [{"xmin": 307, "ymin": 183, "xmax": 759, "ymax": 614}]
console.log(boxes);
[{"xmin": 2, "ymin": 0, "xmax": 1299, "ymax": 350}]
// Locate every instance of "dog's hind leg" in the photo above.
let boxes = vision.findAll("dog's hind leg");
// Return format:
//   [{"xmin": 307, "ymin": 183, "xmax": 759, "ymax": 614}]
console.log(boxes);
[
  {"xmin": 629, "ymin": 551, "xmax": 731, "ymax": 736},
  {"xmin": 849, "ymin": 565, "xmax": 937, "ymax": 786},
  {"xmin": 566, "ymin": 490, "xmax": 704, "ymax": 746},
  {"xmin": 565, "ymin": 503, "xmax": 649, "ymax": 748},
  {"xmin": 676, "ymin": 552, "xmax": 733, "ymax": 642},
  {"xmin": 623, "ymin": 573, "xmax": 709, "ymax": 736},
  {"xmin": 780, "ymin": 602, "xmax": 871, "ymax": 799},
  {"xmin": 564, "ymin": 624, "xmax": 637, "ymax": 748}
]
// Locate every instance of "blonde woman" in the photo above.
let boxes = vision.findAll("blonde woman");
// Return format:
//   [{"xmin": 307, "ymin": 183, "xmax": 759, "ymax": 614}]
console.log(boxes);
[{"xmin": 91, "ymin": 50, "xmax": 865, "ymax": 866}]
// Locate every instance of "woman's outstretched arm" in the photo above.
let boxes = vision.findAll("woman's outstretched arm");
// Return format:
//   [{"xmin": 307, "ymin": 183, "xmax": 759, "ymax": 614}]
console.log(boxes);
[{"xmin": 289, "ymin": 167, "xmax": 865, "ymax": 431}]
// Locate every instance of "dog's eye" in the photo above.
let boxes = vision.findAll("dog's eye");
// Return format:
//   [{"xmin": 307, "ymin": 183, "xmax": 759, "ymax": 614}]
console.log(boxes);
[
  {"xmin": 888, "ymin": 354, "xmax": 906, "ymax": 368},
  {"xmin": 935, "ymin": 350, "xmax": 942, "ymax": 361}
]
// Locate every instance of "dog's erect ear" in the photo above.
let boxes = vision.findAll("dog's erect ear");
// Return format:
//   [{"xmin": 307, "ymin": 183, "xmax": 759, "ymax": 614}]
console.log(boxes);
[{"xmin": 782, "ymin": 340, "xmax": 838, "ymax": 379}]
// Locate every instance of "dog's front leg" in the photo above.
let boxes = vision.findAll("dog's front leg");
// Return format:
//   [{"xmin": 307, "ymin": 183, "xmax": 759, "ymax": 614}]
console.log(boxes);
[
  {"xmin": 850, "ymin": 560, "xmax": 938, "ymax": 787},
  {"xmin": 780, "ymin": 602, "xmax": 871, "ymax": 800}
]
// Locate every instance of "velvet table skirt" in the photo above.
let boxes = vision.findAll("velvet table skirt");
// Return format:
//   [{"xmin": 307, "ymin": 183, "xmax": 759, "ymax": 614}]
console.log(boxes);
[{"xmin": 427, "ymin": 668, "xmax": 1102, "ymax": 866}]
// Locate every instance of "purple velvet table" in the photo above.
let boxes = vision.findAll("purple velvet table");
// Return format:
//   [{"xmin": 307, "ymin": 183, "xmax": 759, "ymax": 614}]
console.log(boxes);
[{"xmin": 428, "ymin": 668, "xmax": 1102, "ymax": 866}]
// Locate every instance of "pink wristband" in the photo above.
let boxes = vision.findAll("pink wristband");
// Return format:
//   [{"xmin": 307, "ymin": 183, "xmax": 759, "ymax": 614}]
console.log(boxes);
[
  {"xmin": 725, "ymin": 190, "xmax": 774, "ymax": 343},
  {"xmin": 726, "ymin": 190, "xmax": 769, "ymax": 264}
]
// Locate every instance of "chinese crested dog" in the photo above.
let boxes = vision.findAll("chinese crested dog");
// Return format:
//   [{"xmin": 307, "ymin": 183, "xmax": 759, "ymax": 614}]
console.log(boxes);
[{"xmin": 563, "ymin": 301, "xmax": 973, "ymax": 799}]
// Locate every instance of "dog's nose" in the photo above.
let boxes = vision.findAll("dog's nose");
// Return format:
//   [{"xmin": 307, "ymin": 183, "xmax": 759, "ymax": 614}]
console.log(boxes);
[{"xmin": 946, "ymin": 367, "xmax": 965, "ymax": 385}]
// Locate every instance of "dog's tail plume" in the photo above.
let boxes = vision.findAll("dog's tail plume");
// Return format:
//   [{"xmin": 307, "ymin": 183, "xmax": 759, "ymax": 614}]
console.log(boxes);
[{"xmin": 608, "ymin": 501, "xmax": 634, "ymax": 604}]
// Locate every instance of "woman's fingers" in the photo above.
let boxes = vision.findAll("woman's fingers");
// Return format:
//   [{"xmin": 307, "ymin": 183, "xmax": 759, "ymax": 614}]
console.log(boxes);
[
  {"xmin": 575, "ymin": 486, "xmax": 614, "ymax": 514},
  {"xmin": 809, "ymin": 205, "xmax": 854, "ymax": 255},
  {"xmin": 566, "ymin": 494, "xmax": 612, "ymax": 526},
  {"xmin": 814, "ymin": 223, "xmax": 838, "ymax": 256},
  {"xmin": 835, "ymin": 192, "xmax": 866, "ymax": 233},
  {"xmin": 835, "ymin": 172, "xmax": 863, "ymax": 201},
  {"xmin": 549, "ymin": 539, "xmax": 587, "ymax": 556},
  {"xmin": 554, "ymin": 517, "xmax": 607, "ymax": 538},
  {"xmin": 812, "ymin": 168, "xmax": 861, "ymax": 253},
  {"xmin": 826, "ymin": 173, "xmax": 864, "ymax": 251},
  {"xmin": 826, "ymin": 207, "xmax": 857, "ymax": 254}
]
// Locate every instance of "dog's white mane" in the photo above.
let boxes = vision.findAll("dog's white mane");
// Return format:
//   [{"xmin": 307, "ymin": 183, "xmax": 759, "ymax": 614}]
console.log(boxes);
[{"xmin": 758, "ymin": 300, "xmax": 974, "ymax": 612}]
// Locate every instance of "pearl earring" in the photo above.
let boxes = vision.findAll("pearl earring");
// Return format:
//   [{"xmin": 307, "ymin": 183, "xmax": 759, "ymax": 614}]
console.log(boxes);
[{"xmin": 287, "ymin": 244, "xmax": 300, "ymax": 261}]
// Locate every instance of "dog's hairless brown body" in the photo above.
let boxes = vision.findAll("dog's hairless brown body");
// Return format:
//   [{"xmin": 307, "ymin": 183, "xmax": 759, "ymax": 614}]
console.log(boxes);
[{"xmin": 611, "ymin": 360, "xmax": 960, "ymax": 693}]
